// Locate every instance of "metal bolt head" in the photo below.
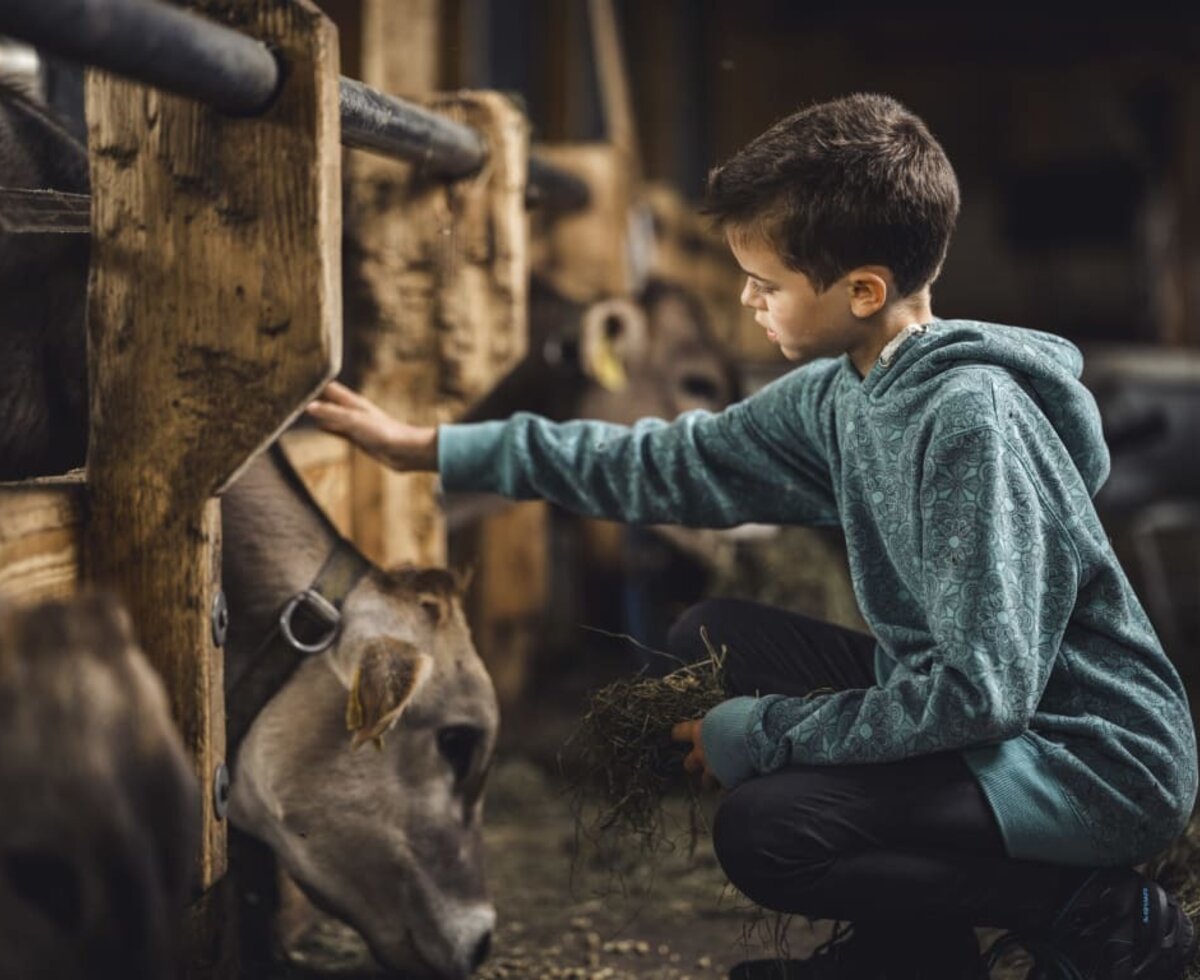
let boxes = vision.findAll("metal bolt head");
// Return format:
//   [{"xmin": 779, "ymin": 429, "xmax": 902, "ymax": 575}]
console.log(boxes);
[
  {"xmin": 211, "ymin": 590, "xmax": 229, "ymax": 647},
  {"xmin": 213, "ymin": 762, "xmax": 230, "ymax": 820}
]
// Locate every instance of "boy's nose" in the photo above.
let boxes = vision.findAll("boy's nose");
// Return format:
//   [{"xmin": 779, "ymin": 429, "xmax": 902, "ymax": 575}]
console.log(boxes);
[{"xmin": 740, "ymin": 278, "xmax": 762, "ymax": 310}]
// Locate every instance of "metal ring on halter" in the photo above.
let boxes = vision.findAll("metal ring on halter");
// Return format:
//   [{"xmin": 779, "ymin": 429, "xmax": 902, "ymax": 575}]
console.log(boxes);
[{"xmin": 279, "ymin": 589, "xmax": 342, "ymax": 655}]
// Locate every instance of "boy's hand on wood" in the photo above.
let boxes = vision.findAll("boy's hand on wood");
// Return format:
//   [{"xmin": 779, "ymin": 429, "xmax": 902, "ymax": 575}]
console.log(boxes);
[
  {"xmin": 671, "ymin": 719, "xmax": 722, "ymax": 792},
  {"xmin": 306, "ymin": 382, "xmax": 438, "ymax": 472}
]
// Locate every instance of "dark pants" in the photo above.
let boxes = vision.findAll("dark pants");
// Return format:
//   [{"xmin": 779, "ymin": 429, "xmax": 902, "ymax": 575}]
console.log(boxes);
[{"xmin": 668, "ymin": 599, "xmax": 1100, "ymax": 934}]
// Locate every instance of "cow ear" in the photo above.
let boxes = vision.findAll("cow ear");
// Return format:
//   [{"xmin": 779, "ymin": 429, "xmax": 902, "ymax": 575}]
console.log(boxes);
[
  {"xmin": 345, "ymin": 640, "xmax": 432, "ymax": 750},
  {"xmin": 580, "ymin": 298, "xmax": 648, "ymax": 392},
  {"xmin": 452, "ymin": 563, "xmax": 475, "ymax": 596}
]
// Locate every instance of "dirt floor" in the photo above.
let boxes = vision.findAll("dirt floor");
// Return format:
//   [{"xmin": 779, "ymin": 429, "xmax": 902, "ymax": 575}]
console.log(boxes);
[
  {"xmin": 265, "ymin": 607, "xmax": 1200, "ymax": 980},
  {"xmin": 273, "ymin": 747, "xmax": 1052, "ymax": 980}
]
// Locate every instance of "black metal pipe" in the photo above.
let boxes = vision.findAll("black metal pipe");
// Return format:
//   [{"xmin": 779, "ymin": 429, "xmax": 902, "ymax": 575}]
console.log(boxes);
[
  {"xmin": 0, "ymin": 0, "xmax": 281, "ymax": 117},
  {"xmin": 339, "ymin": 78, "xmax": 486, "ymax": 180},
  {"xmin": 527, "ymin": 156, "xmax": 591, "ymax": 212},
  {"xmin": 0, "ymin": 0, "xmax": 589, "ymax": 209}
]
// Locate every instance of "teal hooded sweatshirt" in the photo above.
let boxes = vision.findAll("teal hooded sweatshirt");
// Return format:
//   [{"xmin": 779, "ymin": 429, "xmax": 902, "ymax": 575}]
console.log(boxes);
[{"xmin": 438, "ymin": 319, "xmax": 1198, "ymax": 868}]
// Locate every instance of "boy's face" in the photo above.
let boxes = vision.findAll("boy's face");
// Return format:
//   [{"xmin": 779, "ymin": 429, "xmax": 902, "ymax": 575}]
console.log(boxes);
[{"xmin": 729, "ymin": 234, "xmax": 869, "ymax": 364}]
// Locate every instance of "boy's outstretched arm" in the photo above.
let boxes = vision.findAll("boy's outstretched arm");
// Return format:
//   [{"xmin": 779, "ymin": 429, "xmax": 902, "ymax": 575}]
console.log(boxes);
[
  {"xmin": 308, "ymin": 363, "xmax": 842, "ymax": 529},
  {"xmin": 306, "ymin": 382, "xmax": 438, "ymax": 471}
]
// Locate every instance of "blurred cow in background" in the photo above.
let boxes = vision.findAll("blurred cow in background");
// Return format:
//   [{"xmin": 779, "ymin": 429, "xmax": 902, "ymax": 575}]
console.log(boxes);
[
  {"xmin": 452, "ymin": 274, "xmax": 744, "ymax": 706},
  {"xmin": 469, "ymin": 275, "xmax": 737, "ymax": 427}
]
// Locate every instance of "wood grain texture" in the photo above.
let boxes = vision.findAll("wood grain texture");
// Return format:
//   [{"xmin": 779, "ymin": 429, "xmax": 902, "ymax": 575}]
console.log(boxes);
[
  {"xmin": 84, "ymin": 0, "xmax": 341, "ymax": 895},
  {"xmin": 359, "ymin": 0, "xmax": 441, "ymax": 96},
  {"xmin": 344, "ymin": 91, "xmax": 529, "ymax": 568},
  {"xmin": 0, "ymin": 478, "xmax": 85, "ymax": 604},
  {"xmin": 529, "ymin": 142, "xmax": 636, "ymax": 303},
  {"xmin": 468, "ymin": 500, "xmax": 548, "ymax": 709},
  {"xmin": 280, "ymin": 429, "xmax": 353, "ymax": 537}
]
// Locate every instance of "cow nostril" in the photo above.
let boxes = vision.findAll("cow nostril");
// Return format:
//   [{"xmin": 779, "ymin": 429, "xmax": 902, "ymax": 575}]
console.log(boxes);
[
  {"xmin": 680, "ymin": 373, "xmax": 722, "ymax": 404},
  {"xmin": 470, "ymin": 930, "xmax": 492, "ymax": 971}
]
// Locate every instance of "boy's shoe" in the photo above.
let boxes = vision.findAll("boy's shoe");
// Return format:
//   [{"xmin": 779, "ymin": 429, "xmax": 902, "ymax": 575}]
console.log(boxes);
[
  {"xmin": 983, "ymin": 869, "xmax": 1197, "ymax": 980},
  {"xmin": 728, "ymin": 919, "xmax": 989, "ymax": 979}
]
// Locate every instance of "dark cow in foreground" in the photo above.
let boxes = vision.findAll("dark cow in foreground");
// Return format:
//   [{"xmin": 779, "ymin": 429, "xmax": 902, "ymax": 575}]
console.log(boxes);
[
  {"xmin": 0, "ymin": 79, "xmax": 88, "ymax": 481},
  {"xmin": 0, "ymin": 81, "xmax": 499, "ymax": 978},
  {"xmin": 0, "ymin": 594, "xmax": 200, "ymax": 980}
]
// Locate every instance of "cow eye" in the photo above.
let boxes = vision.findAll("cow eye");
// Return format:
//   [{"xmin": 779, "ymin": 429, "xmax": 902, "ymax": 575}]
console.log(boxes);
[{"xmin": 436, "ymin": 725, "xmax": 482, "ymax": 784}]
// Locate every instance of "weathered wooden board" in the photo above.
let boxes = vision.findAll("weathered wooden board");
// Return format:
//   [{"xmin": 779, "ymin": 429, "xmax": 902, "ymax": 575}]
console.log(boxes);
[
  {"xmin": 344, "ymin": 90, "xmax": 529, "ymax": 568},
  {"xmin": 448, "ymin": 498, "xmax": 549, "ymax": 710},
  {"xmin": 529, "ymin": 141, "xmax": 638, "ymax": 303},
  {"xmin": 0, "ymin": 476, "xmax": 84, "ymax": 603},
  {"xmin": 280, "ymin": 429, "xmax": 354, "ymax": 538},
  {"xmin": 84, "ymin": 0, "xmax": 341, "ymax": 910}
]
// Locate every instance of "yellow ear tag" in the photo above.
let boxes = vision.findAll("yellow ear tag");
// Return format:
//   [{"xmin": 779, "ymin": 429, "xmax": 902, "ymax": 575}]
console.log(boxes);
[{"xmin": 591, "ymin": 343, "xmax": 627, "ymax": 392}]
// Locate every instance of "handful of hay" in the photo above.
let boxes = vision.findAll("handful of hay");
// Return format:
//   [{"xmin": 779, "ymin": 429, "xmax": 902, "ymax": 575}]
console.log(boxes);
[{"xmin": 563, "ymin": 628, "xmax": 729, "ymax": 857}]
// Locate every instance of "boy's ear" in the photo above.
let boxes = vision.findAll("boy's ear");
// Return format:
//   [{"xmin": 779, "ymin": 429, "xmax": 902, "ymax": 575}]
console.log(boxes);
[{"xmin": 846, "ymin": 268, "xmax": 889, "ymax": 319}]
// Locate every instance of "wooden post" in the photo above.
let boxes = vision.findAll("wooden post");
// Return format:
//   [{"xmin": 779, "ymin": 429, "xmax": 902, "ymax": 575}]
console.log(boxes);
[
  {"xmin": 83, "ymin": 0, "xmax": 340, "ymax": 962},
  {"xmin": 344, "ymin": 91, "xmax": 529, "ymax": 568},
  {"xmin": 359, "ymin": 0, "xmax": 442, "ymax": 96},
  {"xmin": 529, "ymin": 142, "xmax": 638, "ymax": 302}
]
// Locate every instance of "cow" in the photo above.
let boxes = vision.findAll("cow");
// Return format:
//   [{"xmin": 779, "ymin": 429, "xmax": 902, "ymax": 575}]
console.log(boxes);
[
  {"xmin": 222, "ymin": 446, "xmax": 498, "ymax": 978},
  {"xmin": 0, "ymin": 594, "xmax": 200, "ymax": 980},
  {"xmin": 466, "ymin": 275, "xmax": 738, "ymax": 427},
  {"xmin": 0, "ymin": 79, "xmax": 499, "ymax": 978}
]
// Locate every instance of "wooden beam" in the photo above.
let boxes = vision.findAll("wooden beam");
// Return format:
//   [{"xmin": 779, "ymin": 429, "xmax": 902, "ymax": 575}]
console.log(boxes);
[
  {"xmin": 0, "ymin": 477, "xmax": 84, "ymax": 604},
  {"xmin": 459, "ymin": 500, "xmax": 548, "ymax": 710},
  {"xmin": 359, "ymin": 0, "xmax": 441, "ymax": 97},
  {"xmin": 83, "ymin": 0, "xmax": 340, "ymax": 918},
  {"xmin": 280, "ymin": 429, "xmax": 354, "ymax": 538},
  {"xmin": 530, "ymin": 141, "xmax": 637, "ymax": 302},
  {"xmin": 587, "ymin": 0, "xmax": 640, "ymax": 179},
  {"xmin": 345, "ymin": 90, "xmax": 529, "ymax": 567}
]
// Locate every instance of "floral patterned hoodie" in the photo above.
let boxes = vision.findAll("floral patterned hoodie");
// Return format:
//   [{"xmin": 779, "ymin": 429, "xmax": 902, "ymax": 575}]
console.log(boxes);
[{"xmin": 438, "ymin": 319, "xmax": 1198, "ymax": 867}]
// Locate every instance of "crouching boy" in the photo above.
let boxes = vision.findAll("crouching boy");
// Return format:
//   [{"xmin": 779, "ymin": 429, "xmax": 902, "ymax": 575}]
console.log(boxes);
[{"xmin": 309, "ymin": 93, "xmax": 1198, "ymax": 980}]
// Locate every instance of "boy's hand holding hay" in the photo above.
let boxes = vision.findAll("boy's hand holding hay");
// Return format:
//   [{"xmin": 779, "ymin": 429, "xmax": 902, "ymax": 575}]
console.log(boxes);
[
  {"xmin": 671, "ymin": 718, "xmax": 721, "ymax": 791},
  {"xmin": 564, "ymin": 628, "xmax": 730, "ymax": 857}
]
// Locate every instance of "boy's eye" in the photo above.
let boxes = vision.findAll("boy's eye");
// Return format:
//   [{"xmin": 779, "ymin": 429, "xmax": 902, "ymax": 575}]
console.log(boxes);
[{"xmin": 751, "ymin": 279, "xmax": 775, "ymax": 295}]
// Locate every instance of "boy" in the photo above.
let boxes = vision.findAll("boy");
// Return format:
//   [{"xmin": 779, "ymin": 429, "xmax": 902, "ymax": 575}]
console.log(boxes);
[{"xmin": 307, "ymin": 94, "xmax": 1198, "ymax": 980}]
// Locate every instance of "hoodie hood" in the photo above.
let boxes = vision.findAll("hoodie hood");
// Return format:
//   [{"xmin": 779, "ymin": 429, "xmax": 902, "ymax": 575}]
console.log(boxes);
[{"xmin": 860, "ymin": 319, "xmax": 1110, "ymax": 494}]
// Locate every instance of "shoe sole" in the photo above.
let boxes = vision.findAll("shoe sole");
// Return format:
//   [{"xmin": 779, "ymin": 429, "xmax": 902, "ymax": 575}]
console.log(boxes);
[{"xmin": 1134, "ymin": 887, "xmax": 1198, "ymax": 980}]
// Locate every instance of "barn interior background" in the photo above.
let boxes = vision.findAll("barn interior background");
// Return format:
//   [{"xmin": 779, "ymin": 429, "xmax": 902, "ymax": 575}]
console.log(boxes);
[
  {"xmin": 1, "ymin": 2, "xmax": 1199, "ymax": 979},
  {"xmin": 437, "ymin": 0, "xmax": 1200, "ymax": 737}
]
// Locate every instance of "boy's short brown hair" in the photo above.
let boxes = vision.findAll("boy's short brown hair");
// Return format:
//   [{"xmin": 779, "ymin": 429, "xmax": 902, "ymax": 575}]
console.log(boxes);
[{"xmin": 705, "ymin": 93, "xmax": 960, "ymax": 297}]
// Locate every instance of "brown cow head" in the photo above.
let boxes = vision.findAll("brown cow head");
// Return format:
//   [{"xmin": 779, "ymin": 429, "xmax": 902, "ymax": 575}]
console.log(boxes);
[{"xmin": 228, "ymin": 567, "xmax": 498, "ymax": 979}]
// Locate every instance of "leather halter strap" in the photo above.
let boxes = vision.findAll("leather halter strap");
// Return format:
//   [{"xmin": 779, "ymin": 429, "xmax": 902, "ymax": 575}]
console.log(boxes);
[{"xmin": 226, "ymin": 539, "xmax": 372, "ymax": 751}]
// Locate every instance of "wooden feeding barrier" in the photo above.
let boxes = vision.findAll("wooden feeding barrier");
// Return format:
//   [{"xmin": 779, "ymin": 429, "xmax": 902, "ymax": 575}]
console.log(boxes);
[
  {"xmin": 0, "ymin": 0, "xmax": 585, "ymax": 973},
  {"xmin": 84, "ymin": 0, "xmax": 342, "ymax": 916}
]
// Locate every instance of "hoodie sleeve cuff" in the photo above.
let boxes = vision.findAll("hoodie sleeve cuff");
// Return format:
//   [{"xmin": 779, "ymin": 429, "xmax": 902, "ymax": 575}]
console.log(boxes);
[
  {"xmin": 701, "ymin": 696, "xmax": 760, "ymax": 789},
  {"xmin": 437, "ymin": 422, "xmax": 508, "ymax": 493}
]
